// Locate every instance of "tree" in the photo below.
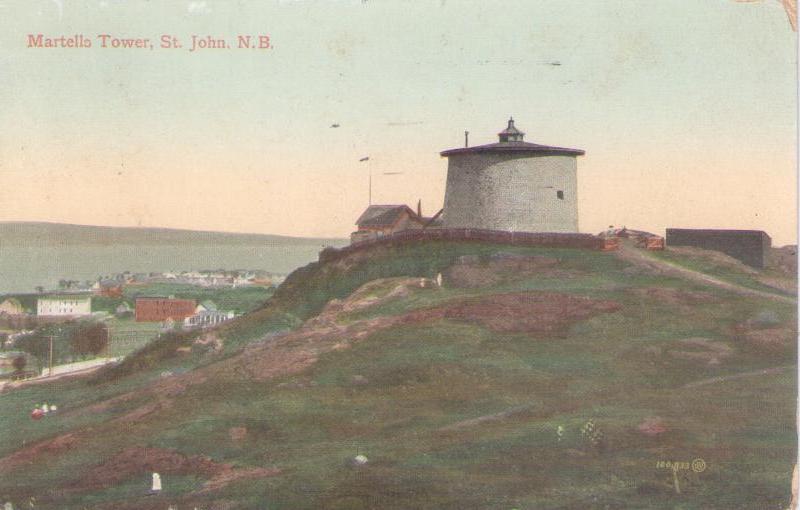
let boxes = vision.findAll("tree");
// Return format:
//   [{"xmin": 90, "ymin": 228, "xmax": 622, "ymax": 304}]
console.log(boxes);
[
  {"xmin": 15, "ymin": 331, "xmax": 52, "ymax": 361},
  {"xmin": 69, "ymin": 322, "xmax": 109, "ymax": 357},
  {"xmin": 12, "ymin": 355, "xmax": 26, "ymax": 372}
]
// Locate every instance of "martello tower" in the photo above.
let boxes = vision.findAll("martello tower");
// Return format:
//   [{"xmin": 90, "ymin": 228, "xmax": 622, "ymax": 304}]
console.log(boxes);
[{"xmin": 439, "ymin": 118, "xmax": 584, "ymax": 233}]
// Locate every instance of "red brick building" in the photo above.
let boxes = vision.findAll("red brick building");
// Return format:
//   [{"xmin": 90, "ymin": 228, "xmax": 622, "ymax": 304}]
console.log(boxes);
[
  {"xmin": 93, "ymin": 279, "xmax": 123, "ymax": 298},
  {"xmin": 135, "ymin": 297, "xmax": 197, "ymax": 322}
]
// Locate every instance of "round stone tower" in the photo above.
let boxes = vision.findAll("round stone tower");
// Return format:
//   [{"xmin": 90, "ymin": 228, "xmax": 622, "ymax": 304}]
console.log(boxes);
[{"xmin": 439, "ymin": 118, "xmax": 584, "ymax": 233}]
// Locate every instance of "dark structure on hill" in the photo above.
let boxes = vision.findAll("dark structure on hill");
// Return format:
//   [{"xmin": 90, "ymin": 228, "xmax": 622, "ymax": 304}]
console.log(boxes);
[
  {"xmin": 665, "ymin": 229, "xmax": 772, "ymax": 268},
  {"xmin": 351, "ymin": 204, "xmax": 427, "ymax": 244}
]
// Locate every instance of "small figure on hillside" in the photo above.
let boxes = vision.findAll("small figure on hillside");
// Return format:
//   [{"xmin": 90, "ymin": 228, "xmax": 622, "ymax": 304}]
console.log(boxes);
[
  {"xmin": 436, "ymin": 273, "xmax": 443, "ymax": 288},
  {"xmin": 556, "ymin": 425, "xmax": 564, "ymax": 442},
  {"xmin": 150, "ymin": 472, "xmax": 162, "ymax": 494}
]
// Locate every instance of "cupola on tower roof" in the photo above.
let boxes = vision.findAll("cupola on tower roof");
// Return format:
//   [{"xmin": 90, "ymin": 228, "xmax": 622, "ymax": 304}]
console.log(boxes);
[
  {"xmin": 440, "ymin": 117, "xmax": 583, "ymax": 157},
  {"xmin": 498, "ymin": 117, "xmax": 524, "ymax": 143}
]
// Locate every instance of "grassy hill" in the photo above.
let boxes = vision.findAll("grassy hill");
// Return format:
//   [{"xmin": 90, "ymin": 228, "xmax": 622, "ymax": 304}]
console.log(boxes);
[{"xmin": 0, "ymin": 241, "xmax": 795, "ymax": 509}]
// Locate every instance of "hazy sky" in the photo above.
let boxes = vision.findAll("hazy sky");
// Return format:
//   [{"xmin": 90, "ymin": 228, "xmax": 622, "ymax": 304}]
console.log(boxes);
[{"xmin": 0, "ymin": 0, "xmax": 796, "ymax": 243}]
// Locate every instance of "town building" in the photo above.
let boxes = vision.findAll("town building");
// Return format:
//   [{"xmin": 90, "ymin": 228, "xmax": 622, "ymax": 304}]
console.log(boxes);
[
  {"xmin": 0, "ymin": 298, "xmax": 26, "ymax": 316},
  {"xmin": 92, "ymin": 279, "xmax": 123, "ymax": 298},
  {"xmin": 665, "ymin": 229, "xmax": 772, "ymax": 268},
  {"xmin": 36, "ymin": 295, "xmax": 92, "ymax": 317},
  {"xmin": 183, "ymin": 301, "xmax": 235, "ymax": 329},
  {"xmin": 439, "ymin": 118, "xmax": 584, "ymax": 233},
  {"xmin": 351, "ymin": 204, "xmax": 427, "ymax": 244},
  {"xmin": 134, "ymin": 297, "xmax": 197, "ymax": 322},
  {"xmin": 115, "ymin": 302, "xmax": 133, "ymax": 317}
]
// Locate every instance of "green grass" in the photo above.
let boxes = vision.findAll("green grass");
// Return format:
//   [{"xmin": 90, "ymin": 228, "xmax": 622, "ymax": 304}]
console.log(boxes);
[
  {"xmin": 78, "ymin": 474, "xmax": 203, "ymax": 505},
  {"xmin": 106, "ymin": 318, "xmax": 162, "ymax": 358},
  {"xmin": 649, "ymin": 248, "xmax": 795, "ymax": 297},
  {"xmin": 0, "ymin": 241, "xmax": 794, "ymax": 509}
]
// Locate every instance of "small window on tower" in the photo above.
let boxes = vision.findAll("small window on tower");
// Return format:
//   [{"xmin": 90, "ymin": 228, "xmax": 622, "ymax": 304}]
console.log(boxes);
[{"xmin": 556, "ymin": 190, "xmax": 564, "ymax": 200}]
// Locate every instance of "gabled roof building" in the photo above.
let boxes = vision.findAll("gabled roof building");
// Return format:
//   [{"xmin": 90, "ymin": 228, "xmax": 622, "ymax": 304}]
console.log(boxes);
[
  {"xmin": 37, "ymin": 295, "xmax": 92, "ymax": 317},
  {"xmin": 351, "ymin": 204, "xmax": 426, "ymax": 244},
  {"xmin": 0, "ymin": 298, "xmax": 26, "ymax": 316}
]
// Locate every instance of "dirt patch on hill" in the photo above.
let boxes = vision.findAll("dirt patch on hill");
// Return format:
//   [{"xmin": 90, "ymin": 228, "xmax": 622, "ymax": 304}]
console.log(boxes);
[
  {"xmin": 70, "ymin": 370, "xmax": 206, "ymax": 424},
  {"xmin": 71, "ymin": 446, "xmax": 279, "ymax": 493},
  {"xmin": 0, "ymin": 433, "xmax": 79, "ymax": 474},
  {"xmin": 323, "ymin": 277, "xmax": 431, "ymax": 316},
  {"xmin": 629, "ymin": 287, "xmax": 719, "ymax": 306},
  {"xmin": 757, "ymin": 276, "xmax": 797, "ymax": 295},
  {"xmin": 110, "ymin": 401, "xmax": 163, "ymax": 425},
  {"xmin": 666, "ymin": 337, "xmax": 734, "ymax": 365},
  {"xmin": 212, "ymin": 290, "xmax": 621, "ymax": 383},
  {"xmin": 734, "ymin": 325, "xmax": 796, "ymax": 352},
  {"xmin": 444, "ymin": 253, "xmax": 576, "ymax": 288},
  {"xmin": 65, "ymin": 390, "xmax": 140, "ymax": 416},
  {"xmin": 407, "ymin": 292, "xmax": 622, "ymax": 335},
  {"xmin": 731, "ymin": 312, "xmax": 797, "ymax": 352},
  {"xmin": 199, "ymin": 465, "xmax": 280, "ymax": 494}
]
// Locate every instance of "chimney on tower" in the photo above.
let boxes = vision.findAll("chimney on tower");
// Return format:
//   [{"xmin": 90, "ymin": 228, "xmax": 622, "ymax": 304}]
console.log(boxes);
[
  {"xmin": 417, "ymin": 199, "xmax": 422, "ymax": 218},
  {"xmin": 464, "ymin": 131, "xmax": 469, "ymax": 147}
]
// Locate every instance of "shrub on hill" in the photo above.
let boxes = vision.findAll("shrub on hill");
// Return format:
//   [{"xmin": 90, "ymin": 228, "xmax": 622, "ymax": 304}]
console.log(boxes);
[
  {"xmin": 69, "ymin": 321, "xmax": 109, "ymax": 356},
  {"xmin": 91, "ymin": 329, "xmax": 199, "ymax": 383},
  {"xmin": 11, "ymin": 354, "xmax": 26, "ymax": 372}
]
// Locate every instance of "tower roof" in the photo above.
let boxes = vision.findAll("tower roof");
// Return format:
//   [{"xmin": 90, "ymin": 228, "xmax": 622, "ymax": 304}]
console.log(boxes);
[
  {"xmin": 441, "ymin": 118, "xmax": 584, "ymax": 157},
  {"xmin": 498, "ymin": 117, "xmax": 524, "ymax": 142}
]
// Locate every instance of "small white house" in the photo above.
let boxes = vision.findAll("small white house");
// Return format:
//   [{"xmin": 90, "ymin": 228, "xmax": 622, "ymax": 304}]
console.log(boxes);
[
  {"xmin": 36, "ymin": 295, "xmax": 92, "ymax": 317},
  {"xmin": 0, "ymin": 298, "xmax": 25, "ymax": 316},
  {"xmin": 183, "ymin": 302, "xmax": 235, "ymax": 329}
]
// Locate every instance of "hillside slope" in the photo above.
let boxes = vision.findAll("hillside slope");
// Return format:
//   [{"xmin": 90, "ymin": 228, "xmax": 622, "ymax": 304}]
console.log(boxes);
[{"xmin": 0, "ymin": 241, "xmax": 795, "ymax": 509}]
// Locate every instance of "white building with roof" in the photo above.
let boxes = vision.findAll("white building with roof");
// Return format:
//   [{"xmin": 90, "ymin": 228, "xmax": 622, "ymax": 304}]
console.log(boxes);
[{"xmin": 36, "ymin": 295, "xmax": 92, "ymax": 317}]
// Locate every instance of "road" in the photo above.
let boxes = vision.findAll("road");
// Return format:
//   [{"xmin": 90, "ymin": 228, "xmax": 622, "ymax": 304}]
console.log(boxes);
[{"xmin": 616, "ymin": 244, "xmax": 796, "ymax": 305}]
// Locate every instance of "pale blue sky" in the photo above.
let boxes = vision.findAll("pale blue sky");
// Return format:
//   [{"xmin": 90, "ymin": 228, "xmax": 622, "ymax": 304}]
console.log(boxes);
[{"xmin": 0, "ymin": 0, "xmax": 796, "ymax": 242}]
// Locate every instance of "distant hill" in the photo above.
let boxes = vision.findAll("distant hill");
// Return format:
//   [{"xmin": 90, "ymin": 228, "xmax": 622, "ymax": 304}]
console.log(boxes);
[
  {"xmin": 0, "ymin": 222, "xmax": 343, "ymax": 247},
  {"xmin": 0, "ymin": 222, "xmax": 348, "ymax": 294}
]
